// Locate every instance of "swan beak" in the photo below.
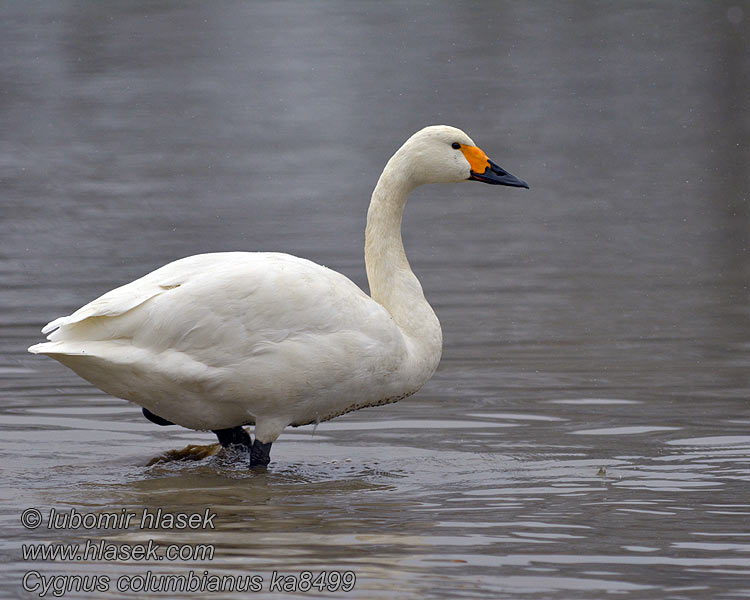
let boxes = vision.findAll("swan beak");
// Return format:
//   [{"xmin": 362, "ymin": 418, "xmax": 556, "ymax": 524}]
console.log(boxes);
[
  {"xmin": 471, "ymin": 159, "xmax": 529, "ymax": 188},
  {"xmin": 461, "ymin": 145, "xmax": 529, "ymax": 188}
]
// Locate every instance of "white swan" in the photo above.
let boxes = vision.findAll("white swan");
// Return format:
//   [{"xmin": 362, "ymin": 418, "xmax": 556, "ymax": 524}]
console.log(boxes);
[{"xmin": 28, "ymin": 125, "xmax": 528, "ymax": 467}]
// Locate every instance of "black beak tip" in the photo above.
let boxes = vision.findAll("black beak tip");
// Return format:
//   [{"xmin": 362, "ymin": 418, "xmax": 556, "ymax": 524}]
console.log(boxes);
[
  {"xmin": 470, "ymin": 159, "xmax": 529, "ymax": 189},
  {"xmin": 469, "ymin": 169, "xmax": 529, "ymax": 189}
]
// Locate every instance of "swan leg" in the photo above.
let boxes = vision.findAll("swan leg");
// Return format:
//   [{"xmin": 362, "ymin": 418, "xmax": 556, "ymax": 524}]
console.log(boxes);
[
  {"xmin": 249, "ymin": 440, "xmax": 272, "ymax": 468},
  {"xmin": 142, "ymin": 407, "xmax": 174, "ymax": 426},
  {"xmin": 213, "ymin": 428, "xmax": 271, "ymax": 468},
  {"xmin": 213, "ymin": 426, "xmax": 252, "ymax": 449}
]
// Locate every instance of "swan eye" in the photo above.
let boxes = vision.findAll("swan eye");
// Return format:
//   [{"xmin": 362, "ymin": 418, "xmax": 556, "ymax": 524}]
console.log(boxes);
[{"xmin": 451, "ymin": 142, "xmax": 461, "ymax": 150}]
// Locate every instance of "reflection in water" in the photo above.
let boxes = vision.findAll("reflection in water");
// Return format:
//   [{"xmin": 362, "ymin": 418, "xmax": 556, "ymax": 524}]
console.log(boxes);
[{"xmin": 1, "ymin": 1, "xmax": 749, "ymax": 599}]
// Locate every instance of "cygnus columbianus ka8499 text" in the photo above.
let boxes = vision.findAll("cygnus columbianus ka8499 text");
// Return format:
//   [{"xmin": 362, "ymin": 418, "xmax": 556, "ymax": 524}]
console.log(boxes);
[{"xmin": 28, "ymin": 125, "xmax": 528, "ymax": 468}]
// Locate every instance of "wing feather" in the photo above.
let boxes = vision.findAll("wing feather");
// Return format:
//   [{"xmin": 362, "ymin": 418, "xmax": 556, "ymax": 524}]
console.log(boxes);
[{"xmin": 30, "ymin": 252, "xmax": 401, "ymax": 365}]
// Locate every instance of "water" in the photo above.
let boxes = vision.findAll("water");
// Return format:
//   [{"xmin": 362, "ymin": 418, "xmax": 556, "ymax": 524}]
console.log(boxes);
[{"xmin": 1, "ymin": 2, "xmax": 749, "ymax": 598}]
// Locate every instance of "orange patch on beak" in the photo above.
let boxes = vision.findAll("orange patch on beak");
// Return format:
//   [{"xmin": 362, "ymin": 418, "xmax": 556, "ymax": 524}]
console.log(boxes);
[{"xmin": 459, "ymin": 145, "xmax": 490, "ymax": 174}]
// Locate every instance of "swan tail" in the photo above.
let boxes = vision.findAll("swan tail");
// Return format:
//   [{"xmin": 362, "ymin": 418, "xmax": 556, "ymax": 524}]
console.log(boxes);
[
  {"xmin": 28, "ymin": 341, "xmax": 91, "ymax": 356},
  {"xmin": 27, "ymin": 338, "xmax": 129, "ymax": 355}
]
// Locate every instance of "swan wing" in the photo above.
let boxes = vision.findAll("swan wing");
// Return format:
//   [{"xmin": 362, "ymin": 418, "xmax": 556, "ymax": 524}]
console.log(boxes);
[
  {"xmin": 32, "ymin": 252, "xmax": 400, "ymax": 354},
  {"xmin": 28, "ymin": 252, "xmax": 407, "ymax": 418}
]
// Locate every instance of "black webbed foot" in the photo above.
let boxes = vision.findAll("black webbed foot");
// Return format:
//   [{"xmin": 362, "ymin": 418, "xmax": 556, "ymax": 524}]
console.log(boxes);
[
  {"xmin": 250, "ymin": 440, "xmax": 272, "ymax": 468},
  {"xmin": 142, "ymin": 408, "xmax": 174, "ymax": 426}
]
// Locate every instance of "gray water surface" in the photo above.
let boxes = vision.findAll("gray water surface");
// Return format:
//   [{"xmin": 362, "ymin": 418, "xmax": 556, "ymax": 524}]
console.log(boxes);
[{"xmin": 2, "ymin": 2, "xmax": 749, "ymax": 599}]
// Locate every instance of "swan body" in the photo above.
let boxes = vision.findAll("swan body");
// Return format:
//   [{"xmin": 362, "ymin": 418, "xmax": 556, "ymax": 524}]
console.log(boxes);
[
  {"xmin": 32, "ymin": 252, "xmax": 420, "ymax": 441},
  {"xmin": 29, "ymin": 125, "xmax": 528, "ymax": 466}
]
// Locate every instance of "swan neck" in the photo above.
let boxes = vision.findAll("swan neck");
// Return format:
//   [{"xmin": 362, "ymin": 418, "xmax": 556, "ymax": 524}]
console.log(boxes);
[
  {"xmin": 364, "ymin": 157, "xmax": 416, "ymax": 309},
  {"xmin": 364, "ymin": 154, "xmax": 442, "ymax": 376}
]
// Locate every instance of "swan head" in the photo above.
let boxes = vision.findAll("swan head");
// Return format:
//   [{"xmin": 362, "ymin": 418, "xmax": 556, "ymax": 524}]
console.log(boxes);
[{"xmin": 397, "ymin": 125, "xmax": 529, "ymax": 189}]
